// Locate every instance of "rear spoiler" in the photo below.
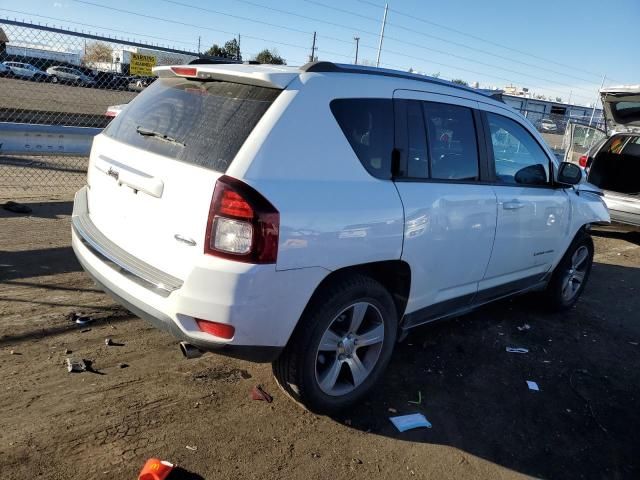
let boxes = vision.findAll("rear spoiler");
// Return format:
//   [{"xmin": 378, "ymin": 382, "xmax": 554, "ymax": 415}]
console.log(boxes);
[{"xmin": 153, "ymin": 65, "xmax": 297, "ymax": 90}]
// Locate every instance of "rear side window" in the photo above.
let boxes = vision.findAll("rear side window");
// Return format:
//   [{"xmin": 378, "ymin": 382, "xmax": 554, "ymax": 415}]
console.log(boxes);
[
  {"xmin": 330, "ymin": 99, "xmax": 394, "ymax": 179},
  {"xmin": 423, "ymin": 102, "xmax": 479, "ymax": 181},
  {"xmin": 104, "ymin": 78, "xmax": 280, "ymax": 172}
]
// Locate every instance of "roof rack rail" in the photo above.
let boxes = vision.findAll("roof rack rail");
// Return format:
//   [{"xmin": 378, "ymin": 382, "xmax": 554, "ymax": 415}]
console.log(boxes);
[{"xmin": 299, "ymin": 61, "xmax": 496, "ymax": 99}]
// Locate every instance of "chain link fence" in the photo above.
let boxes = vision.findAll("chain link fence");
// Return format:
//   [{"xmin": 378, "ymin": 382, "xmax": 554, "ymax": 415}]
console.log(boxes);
[{"xmin": 0, "ymin": 19, "xmax": 224, "ymax": 200}]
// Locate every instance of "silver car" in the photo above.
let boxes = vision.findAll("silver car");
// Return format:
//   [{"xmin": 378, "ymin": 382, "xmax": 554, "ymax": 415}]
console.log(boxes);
[
  {"xmin": 581, "ymin": 86, "xmax": 640, "ymax": 227},
  {"xmin": 2, "ymin": 61, "xmax": 51, "ymax": 81},
  {"xmin": 46, "ymin": 66, "xmax": 95, "ymax": 86}
]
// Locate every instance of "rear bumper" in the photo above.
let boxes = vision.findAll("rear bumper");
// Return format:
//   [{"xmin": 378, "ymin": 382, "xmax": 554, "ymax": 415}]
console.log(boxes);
[{"xmin": 71, "ymin": 186, "xmax": 327, "ymax": 363}]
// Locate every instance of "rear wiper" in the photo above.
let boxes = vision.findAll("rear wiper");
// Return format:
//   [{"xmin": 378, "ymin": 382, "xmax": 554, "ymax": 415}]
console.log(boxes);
[{"xmin": 136, "ymin": 126, "xmax": 185, "ymax": 147}]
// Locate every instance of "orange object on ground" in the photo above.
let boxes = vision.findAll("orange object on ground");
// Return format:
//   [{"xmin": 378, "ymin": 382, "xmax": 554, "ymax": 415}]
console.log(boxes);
[{"xmin": 138, "ymin": 458, "xmax": 175, "ymax": 480}]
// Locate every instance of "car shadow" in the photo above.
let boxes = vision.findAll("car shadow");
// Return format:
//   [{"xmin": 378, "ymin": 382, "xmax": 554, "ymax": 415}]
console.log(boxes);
[
  {"xmin": 0, "ymin": 200, "xmax": 73, "ymax": 219},
  {"xmin": 0, "ymin": 246, "xmax": 82, "ymax": 281},
  {"xmin": 332, "ymin": 262, "xmax": 640, "ymax": 479},
  {"xmin": 591, "ymin": 227, "xmax": 640, "ymax": 246}
]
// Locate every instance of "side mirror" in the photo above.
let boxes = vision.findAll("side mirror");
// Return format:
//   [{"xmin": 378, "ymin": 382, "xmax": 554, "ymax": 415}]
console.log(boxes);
[
  {"xmin": 514, "ymin": 163, "xmax": 547, "ymax": 185},
  {"xmin": 557, "ymin": 161, "xmax": 582, "ymax": 186}
]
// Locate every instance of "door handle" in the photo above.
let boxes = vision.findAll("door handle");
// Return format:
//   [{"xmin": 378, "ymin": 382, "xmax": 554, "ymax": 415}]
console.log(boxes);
[{"xmin": 502, "ymin": 200, "xmax": 525, "ymax": 210}]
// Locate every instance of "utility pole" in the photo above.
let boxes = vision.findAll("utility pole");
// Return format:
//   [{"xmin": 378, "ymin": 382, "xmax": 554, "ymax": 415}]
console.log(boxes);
[
  {"xmin": 376, "ymin": 3, "xmax": 388, "ymax": 67},
  {"xmin": 354, "ymin": 36, "xmax": 360, "ymax": 65},
  {"xmin": 309, "ymin": 31, "xmax": 317, "ymax": 62},
  {"xmin": 237, "ymin": 34, "xmax": 241, "ymax": 61},
  {"xmin": 589, "ymin": 75, "xmax": 606, "ymax": 127},
  {"xmin": 197, "ymin": 36, "xmax": 201, "ymax": 54}
]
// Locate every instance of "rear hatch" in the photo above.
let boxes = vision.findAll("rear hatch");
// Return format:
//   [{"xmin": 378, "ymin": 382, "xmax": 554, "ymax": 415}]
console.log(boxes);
[
  {"xmin": 600, "ymin": 86, "xmax": 640, "ymax": 135},
  {"xmin": 86, "ymin": 66, "xmax": 288, "ymax": 279}
]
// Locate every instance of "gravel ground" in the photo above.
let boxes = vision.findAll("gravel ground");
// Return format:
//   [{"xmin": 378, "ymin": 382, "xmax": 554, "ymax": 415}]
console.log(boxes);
[
  {"xmin": 0, "ymin": 200, "xmax": 638, "ymax": 480},
  {"xmin": 0, "ymin": 78, "xmax": 136, "ymax": 117}
]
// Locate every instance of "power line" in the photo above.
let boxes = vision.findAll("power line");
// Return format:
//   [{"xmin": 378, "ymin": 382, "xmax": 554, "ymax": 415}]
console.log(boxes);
[
  {"xmin": 0, "ymin": 8, "xmax": 198, "ymax": 48},
  {"xmin": 230, "ymin": 0, "xmax": 600, "ymax": 96},
  {"xmin": 367, "ymin": 46, "xmax": 591, "ymax": 102},
  {"xmin": 162, "ymin": 0, "xmax": 358, "ymax": 49},
  {"xmin": 355, "ymin": 0, "xmax": 608, "ymax": 80},
  {"xmin": 73, "ymin": 1, "xmax": 314, "ymax": 53},
  {"xmin": 306, "ymin": 0, "xmax": 600, "ymax": 89},
  {"xmin": 161, "ymin": 0, "xmax": 314, "ymax": 38}
]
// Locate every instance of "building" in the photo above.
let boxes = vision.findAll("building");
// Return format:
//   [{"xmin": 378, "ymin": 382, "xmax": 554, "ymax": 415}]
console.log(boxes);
[
  {"xmin": 88, "ymin": 46, "xmax": 199, "ymax": 75},
  {"xmin": 501, "ymin": 94, "xmax": 603, "ymax": 127}
]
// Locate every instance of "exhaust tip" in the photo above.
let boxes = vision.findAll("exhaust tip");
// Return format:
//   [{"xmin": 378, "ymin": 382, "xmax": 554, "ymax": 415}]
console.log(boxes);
[{"xmin": 179, "ymin": 341, "xmax": 203, "ymax": 359}]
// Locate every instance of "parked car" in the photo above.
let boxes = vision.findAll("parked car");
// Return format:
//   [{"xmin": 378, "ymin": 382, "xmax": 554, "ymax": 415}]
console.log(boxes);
[
  {"xmin": 71, "ymin": 62, "xmax": 610, "ymax": 413},
  {"xmin": 537, "ymin": 118, "xmax": 558, "ymax": 133},
  {"xmin": 2, "ymin": 61, "xmax": 51, "ymax": 82},
  {"xmin": 580, "ymin": 86, "xmax": 640, "ymax": 227},
  {"xmin": 0, "ymin": 62, "xmax": 14, "ymax": 77},
  {"xmin": 91, "ymin": 71, "xmax": 131, "ymax": 90},
  {"xmin": 46, "ymin": 66, "xmax": 95, "ymax": 86}
]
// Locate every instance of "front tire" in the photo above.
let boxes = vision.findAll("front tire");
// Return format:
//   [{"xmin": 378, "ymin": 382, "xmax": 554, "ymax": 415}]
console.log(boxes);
[
  {"xmin": 273, "ymin": 274, "xmax": 398, "ymax": 414},
  {"xmin": 544, "ymin": 230, "xmax": 594, "ymax": 311}
]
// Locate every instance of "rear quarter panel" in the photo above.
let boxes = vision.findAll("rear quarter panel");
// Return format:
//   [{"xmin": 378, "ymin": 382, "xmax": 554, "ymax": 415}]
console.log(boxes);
[{"xmin": 227, "ymin": 74, "xmax": 405, "ymax": 272}]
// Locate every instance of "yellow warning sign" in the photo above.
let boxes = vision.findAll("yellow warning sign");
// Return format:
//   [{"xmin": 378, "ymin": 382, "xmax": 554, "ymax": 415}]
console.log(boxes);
[{"xmin": 130, "ymin": 53, "xmax": 156, "ymax": 76}]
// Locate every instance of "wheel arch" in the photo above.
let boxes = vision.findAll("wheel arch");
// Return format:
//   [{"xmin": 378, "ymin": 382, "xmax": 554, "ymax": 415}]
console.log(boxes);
[{"xmin": 297, "ymin": 259, "xmax": 412, "ymax": 331}]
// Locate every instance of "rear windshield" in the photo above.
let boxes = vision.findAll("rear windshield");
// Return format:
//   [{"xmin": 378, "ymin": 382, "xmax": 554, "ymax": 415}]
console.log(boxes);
[
  {"xmin": 104, "ymin": 78, "xmax": 280, "ymax": 172},
  {"xmin": 611, "ymin": 101, "xmax": 640, "ymax": 124}
]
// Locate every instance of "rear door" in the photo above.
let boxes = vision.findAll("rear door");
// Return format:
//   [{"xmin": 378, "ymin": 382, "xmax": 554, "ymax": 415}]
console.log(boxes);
[
  {"xmin": 87, "ymin": 76, "xmax": 281, "ymax": 279},
  {"xmin": 392, "ymin": 90, "xmax": 497, "ymax": 320},
  {"xmin": 478, "ymin": 107, "xmax": 571, "ymax": 298}
]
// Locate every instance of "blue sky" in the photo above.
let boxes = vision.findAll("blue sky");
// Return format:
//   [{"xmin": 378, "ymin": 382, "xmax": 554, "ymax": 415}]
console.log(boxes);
[{"xmin": 1, "ymin": 0, "xmax": 638, "ymax": 105}]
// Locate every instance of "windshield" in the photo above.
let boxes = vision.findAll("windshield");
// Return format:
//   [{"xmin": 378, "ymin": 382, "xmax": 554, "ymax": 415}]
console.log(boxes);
[{"xmin": 104, "ymin": 77, "xmax": 280, "ymax": 172}]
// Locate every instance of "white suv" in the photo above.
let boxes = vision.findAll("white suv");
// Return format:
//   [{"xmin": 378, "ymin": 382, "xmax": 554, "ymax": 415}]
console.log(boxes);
[{"xmin": 72, "ymin": 62, "xmax": 610, "ymax": 413}]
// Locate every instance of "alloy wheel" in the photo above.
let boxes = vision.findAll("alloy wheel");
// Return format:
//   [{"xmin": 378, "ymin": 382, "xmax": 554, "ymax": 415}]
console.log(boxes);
[
  {"xmin": 315, "ymin": 301, "xmax": 385, "ymax": 396},
  {"xmin": 561, "ymin": 245, "xmax": 589, "ymax": 303}
]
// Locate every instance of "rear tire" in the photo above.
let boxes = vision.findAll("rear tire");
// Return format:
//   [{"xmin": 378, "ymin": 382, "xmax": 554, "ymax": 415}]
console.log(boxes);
[
  {"xmin": 273, "ymin": 274, "xmax": 398, "ymax": 414},
  {"xmin": 543, "ymin": 230, "xmax": 594, "ymax": 311}
]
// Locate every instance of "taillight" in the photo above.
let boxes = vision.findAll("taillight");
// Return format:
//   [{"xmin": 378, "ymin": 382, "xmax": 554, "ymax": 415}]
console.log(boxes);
[
  {"xmin": 205, "ymin": 176, "xmax": 279, "ymax": 263},
  {"xmin": 171, "ymin": 66, "xmax": 197, "ymax": 77},
  {"xmin": 195, "ymin": 318, "xmax": 235, "ymax": 339},
  {"xmin": 578, "ymin": 155, "xmax": 588, "ymax": 168}
]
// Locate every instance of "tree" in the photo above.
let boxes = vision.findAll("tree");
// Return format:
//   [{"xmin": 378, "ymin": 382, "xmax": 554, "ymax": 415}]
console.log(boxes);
[
  {"xmin": 224, "ymin": 39, "xmax": 241, "ymax": 60},
  {"xmin": 84, "ymin": 42, "xmax": 113, "ymax": 64},
  {"xmin": 204, "ymin": 44, "xmax": 227, "ymax": 58},
  {"xmin": 430, "ymin": 72, "xmax": 441, "ymax": 78},
  {"xmin": 555, "ymin": 97, "xmax": 563, "ymax": 103},
  {"xmin": 253, "ymin": 49, "xmax": 286, "ymax": 65},
  {"xmin": 451, "ymin": 78, "xmax": 468, "ymax": 86}
]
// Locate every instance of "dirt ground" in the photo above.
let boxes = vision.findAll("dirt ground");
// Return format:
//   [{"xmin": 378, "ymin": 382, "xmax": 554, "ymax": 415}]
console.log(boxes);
[{"xmin": 1, "ymin": 200, "xmax": 639, "ymax": 480}]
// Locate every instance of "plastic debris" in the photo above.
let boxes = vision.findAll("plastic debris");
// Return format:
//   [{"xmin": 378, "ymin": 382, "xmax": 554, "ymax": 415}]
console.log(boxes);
[
  {"xmin": 138, "ymin": 458, "xmax": 174, "ymax": 480},
  {"xmin": 3, "ymin": 201, "xmax": 32, "ymax": 214},
  {"xmin": 250, "ymin": 385, "xmax": 273, "ymax": 403},
  {"xmin": 185, "ymin": 445, "xmax": 198, "ymax": 451},
  {"xmin": 68, "ymin": 312, "xmax": 94, "ymax": 325},
  {"xmin": 388, "ymin": 407, "xmax": 398, "ymax": 414},
  {"xmin": 389, "ymin": 413, "xmax": 432, "ymax": 432},
  {"xmin": 118, "ymin": 363, "xmax": 129, "ymax": 369},
  {"xmin": 526, "ymin": 380, "xmax": 540, "ymax": 391},
  {"xmin": 506, "ymin": 347, "xmax": 529, "ymax": 354},
  {"xmin": 408, "ymin": 391, "xmax": 422, "ymax": 405},
  {"xmin": 66, "ymin": 358, "xmax": 87, "ymax": 373},
  {"xmin": 517, "ymin": 324, "xmax": 531, "ymax": 331}
]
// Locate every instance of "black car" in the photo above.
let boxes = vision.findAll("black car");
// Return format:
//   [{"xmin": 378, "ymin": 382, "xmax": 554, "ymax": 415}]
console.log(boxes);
[{"xmin": 92, "ymin": 71, "xmax": 131, "ymax": 90}]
